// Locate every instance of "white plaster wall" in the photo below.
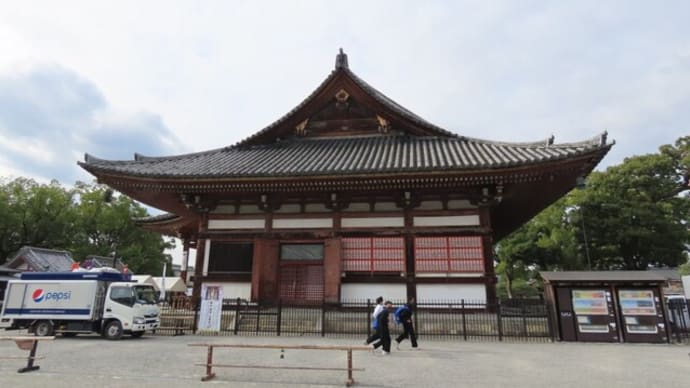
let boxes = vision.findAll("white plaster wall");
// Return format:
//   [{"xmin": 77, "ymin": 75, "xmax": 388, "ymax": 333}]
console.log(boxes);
[
  {"xmin": 341, "ymin": 217, "xmax": 404, "ymax": 228},
  {"xmin": 216, "ymin": 282, "xmax": 252, "ymax": 300},
  {"xmin": 413, "ymin": 215, "xmax": 480, "ymax": 227},
  {"xmin": 340, "ymin": 283, "xmax": 407, "ymax": 302},
  {"xmin": 416, "ymin": 284, "xmax": 486, "ymax": 303},
  {"xmin": 273, "ymin": 218, "xmax": 333, "ymax": 229},
  {"xmin": 208, "ymin": 219, "xmax": 265, "ymax": 229},
  {"xmin": 202, "ymin": 239, "xmax": 211, "ymax": 276}
]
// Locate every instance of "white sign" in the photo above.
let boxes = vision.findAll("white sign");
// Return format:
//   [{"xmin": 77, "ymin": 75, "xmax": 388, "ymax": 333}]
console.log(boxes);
[{"xmin": 198, "ymin": 284, "xmax": 223, "ymax": 332}]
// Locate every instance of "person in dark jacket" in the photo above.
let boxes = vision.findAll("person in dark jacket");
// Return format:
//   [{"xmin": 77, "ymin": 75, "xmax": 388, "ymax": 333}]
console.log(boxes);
[
  {"xmin": 376, "ymin": 301, "xmax": 394, "ymax": 355},
  {"xmin": 394, "ymin": 300, "xmax": 418, "ymax": 349}
]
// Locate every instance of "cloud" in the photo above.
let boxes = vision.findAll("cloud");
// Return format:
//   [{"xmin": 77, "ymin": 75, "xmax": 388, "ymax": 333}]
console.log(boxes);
[{"xmin": 0, "ymin": 64, "xmax": 184, "ymax": 184}]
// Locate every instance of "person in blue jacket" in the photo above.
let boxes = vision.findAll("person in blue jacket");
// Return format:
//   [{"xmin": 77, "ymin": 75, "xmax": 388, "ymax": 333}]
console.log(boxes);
[{"xmin": 394, "ymin": 300, "xmax": 418, "ymax": 350}]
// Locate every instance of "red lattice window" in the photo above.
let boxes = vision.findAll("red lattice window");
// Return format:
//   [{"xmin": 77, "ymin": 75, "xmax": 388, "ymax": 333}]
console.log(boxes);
[
  {"xmin": 279, "ymin": 265, "xmax": 324, "ymax": 302},
  {"xmin": 342, "ymin": 237, "xmax": 405, "ymax": 273},
  {"xmin": 414, "ymin": 236, "xmax": 484, "ymax": 273}
]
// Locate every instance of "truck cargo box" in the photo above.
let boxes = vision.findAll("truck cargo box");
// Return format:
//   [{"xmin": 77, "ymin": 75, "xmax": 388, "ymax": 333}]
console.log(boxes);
[{"xmin": 1, "ymin": 280, "xmax": 105, "ymax": 321}]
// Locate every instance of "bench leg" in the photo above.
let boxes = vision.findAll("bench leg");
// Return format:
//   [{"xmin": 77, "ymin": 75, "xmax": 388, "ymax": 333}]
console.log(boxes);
[
  {"xmin": 201, "ymin": 346, "xmax": 215, "ymax": 381},
  {"xmin": 17, "ymin": 340, "xmax": 40, "ymax": 373},
  {"xmin": 346, "ymin": 349, "xmax": 354, "ymax": 386}
]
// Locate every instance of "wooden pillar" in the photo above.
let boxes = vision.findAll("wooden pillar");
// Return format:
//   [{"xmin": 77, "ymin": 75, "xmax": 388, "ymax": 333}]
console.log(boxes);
[
  {"xmin": 479, "ymin": 205, "xmax": 497, "ymax": 304},
  {"xmin": 180, "ymin": 237, "xmax": 191, "ymax": 282},
  {"xmin": 192, "ymin": 213, "xmax": 209, "ymax": 305},
  {"xmin": 323, "ymin": 238, "xmax": 342, "ymax": 304},
  {"xmin": 404, "ymin": 208, "xmax": 416, "ymax": 303},
  {"xmin": 251, "ymin": 238, "xmax": 280, "ymax": 302}
]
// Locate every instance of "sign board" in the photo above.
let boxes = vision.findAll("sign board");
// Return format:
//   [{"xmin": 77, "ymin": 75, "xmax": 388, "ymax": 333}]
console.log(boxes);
[{"xmin": 198, "ymin": 284, "xmax": 223, "ymax": 332}]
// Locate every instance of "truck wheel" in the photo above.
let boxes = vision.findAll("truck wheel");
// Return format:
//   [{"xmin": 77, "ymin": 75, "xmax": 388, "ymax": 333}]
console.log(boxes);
[
  {"xmin": 34, "ymin": 321, "xmax": 54, "ymax": 337},
  {"xmin": 103, "ymin": 321, "xmax": 123, "ymax": 340}
]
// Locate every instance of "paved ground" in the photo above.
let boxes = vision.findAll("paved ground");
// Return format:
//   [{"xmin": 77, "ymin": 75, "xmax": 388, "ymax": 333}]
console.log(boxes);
[{"xmin": 1, "ymin": 332, "xmax": 689, "ymax": 387}]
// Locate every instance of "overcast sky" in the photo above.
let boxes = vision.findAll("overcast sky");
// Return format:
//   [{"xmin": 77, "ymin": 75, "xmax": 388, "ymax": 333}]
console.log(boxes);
[{"xmin": 1, "ymin": 1, "xmax": 689, "ymax": 264}]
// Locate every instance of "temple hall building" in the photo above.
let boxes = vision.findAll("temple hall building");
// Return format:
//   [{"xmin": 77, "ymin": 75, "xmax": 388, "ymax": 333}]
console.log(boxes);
[{"xmin": 79, "ymin": 50, "xmax": 612, "ymax": 305}]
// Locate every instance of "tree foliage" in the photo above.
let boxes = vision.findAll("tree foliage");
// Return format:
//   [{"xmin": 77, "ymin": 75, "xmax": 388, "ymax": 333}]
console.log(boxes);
[
  {"xmin": 0, "ymin": 178, "xmax": 173, "ymax": 274},
  {"xmin": 497, "ymin": 136, "xmax": 690, "ymax": 297}
]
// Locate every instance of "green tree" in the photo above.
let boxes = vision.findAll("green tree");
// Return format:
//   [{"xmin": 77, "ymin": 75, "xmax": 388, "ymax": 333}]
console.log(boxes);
[
  {"xmin": 497, "ymin": 136, "xmax": 690, "ymax": 295},
  {"xmin": 577, "ymin": 137, "xmax": 690, "ymax": 269},
  {"xmin": 70, "ymin": 182, "xmax": 174, "ymax": 274},
  {"xmin": 0, "ymin": 178, "xmax": 76, "ymax": 261},
  {"xmin": 0, "ymin": 178, "xmax": 174, "ymax": 275},
  {"xmin": 496, "ymin": 198, "xmax": 582, "ymax": 298}
]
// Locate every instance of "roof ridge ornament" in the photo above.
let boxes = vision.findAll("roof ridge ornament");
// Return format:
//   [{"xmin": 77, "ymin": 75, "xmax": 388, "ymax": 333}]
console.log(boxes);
[{"xmin": 335, "ymin": 48, "xmax": 349, "ymax": 70}]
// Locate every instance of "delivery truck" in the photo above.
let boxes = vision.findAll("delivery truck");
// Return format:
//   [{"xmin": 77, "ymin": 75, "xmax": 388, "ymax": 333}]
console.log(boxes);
[{"xmin": 0, "ymin": 270, "xmax": 160, "ymax": 339}]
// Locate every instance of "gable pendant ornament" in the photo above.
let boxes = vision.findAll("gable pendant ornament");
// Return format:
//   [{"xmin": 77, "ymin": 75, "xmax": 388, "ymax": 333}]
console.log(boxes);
[{"xmin": 335, "ymin": 89, "xmax": 350, "ymax": 111}]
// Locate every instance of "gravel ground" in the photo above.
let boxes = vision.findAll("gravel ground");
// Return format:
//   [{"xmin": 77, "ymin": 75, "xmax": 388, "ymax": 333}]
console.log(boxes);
[{"xmin": 1, "ymin": 332, "xmax": 689, "ymax": 387}]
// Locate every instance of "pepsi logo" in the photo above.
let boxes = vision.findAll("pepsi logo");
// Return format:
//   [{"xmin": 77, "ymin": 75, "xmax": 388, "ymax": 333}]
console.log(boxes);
[{"xmin": 32, "ymin": 289, "xmax": 45, "ymax": 303}]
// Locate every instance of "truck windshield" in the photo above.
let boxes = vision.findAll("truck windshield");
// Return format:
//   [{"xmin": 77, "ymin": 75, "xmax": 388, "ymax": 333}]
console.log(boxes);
[{"xmin": 133, "ymin": 286, "xmax": 157, "ymax": 304}]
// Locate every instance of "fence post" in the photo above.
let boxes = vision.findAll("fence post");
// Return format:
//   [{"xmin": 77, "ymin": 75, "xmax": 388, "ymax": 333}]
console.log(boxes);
[
  {"xmin": 277, "ymin": 299, "xmax": 282, "ymax": 337},
  {"xmin": 193, "ymin": 297, "xmax": 200, "ymax": 334},
  {"xmin": 521, "ymin": 302, "xmax": 528, "ymax": 337},
  {"xmin": 413, "ymin": 301, "xmax": 419, "ymax": 339},
  {"xmin": 366, "ymin": 299, "xmax": 372, "ymax": 337},
  {"xmin": 321, "ymin": 299, "xmax": 326, "ymax": 337},
  {"xmin": 496, "ymin": 299, "xmax": 503, "ymax": 341},
  {"xmin": 461, "ymin": 299, "xmax": 467, "ymax": 341},
  {"xmin": 233, "ymin": 297, "xmax": 241, "ymax": 335},
  {"xmin": 544, "ymin": 299, "xmax": 556, "ymax": 342},
  {"xmin": 256, "ymin": 302, "xmax": 262, "ymax": 334}
]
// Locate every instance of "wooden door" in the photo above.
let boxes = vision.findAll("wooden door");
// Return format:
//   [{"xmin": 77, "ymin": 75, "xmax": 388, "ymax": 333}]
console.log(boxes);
[{"xmin": 278, "ymin": 243, "xmax": 324, "ymax": 303}]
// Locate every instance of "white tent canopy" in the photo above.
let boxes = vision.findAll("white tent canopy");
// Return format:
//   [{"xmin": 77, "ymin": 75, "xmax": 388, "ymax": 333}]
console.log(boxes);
[
  {"xmin": 152, "ymin": 276, "xmax": 187, "ymax": 293},
  {"xmin": 131, "ymin": 275, "xmax": 157, "ymax": 289}
]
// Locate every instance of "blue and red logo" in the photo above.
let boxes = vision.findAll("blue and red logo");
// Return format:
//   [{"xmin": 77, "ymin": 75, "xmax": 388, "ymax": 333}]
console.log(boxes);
[
  {"xmin": 31, "ymin": 288, "xmax": 71, "ymax": 303},
  {"xmin": 32, "ymin": 289, "xmax": 45, "ymax": 303}
]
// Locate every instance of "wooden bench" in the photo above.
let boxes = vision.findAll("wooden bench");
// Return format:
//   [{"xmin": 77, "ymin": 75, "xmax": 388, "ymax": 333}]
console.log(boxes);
[
  {"xmin": 0, "ymin": 336, "xmax": 55, "ymax": 373},
  {"xmin": 188, "ymin": 343, "xmax": 371, "ymax": 386}
]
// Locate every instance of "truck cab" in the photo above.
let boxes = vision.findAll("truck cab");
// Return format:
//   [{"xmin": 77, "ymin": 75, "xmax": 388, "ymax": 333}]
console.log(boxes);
[{"xmin": 104, "ymin": 282, "xmax": 160, "ymax": 339}]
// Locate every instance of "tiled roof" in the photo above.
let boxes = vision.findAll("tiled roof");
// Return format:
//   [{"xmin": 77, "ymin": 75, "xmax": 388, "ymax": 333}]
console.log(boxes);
[
  {"xmin": 6, "ymin": 246, "xmax": 75, "ymax": 272},
  {"xmin": 236, "ymin": 52, "xmax": 455, "ymax": 146},
  {"xmin": 83, "ymin": 255, "xmax": 126, "ymax": 271},
  {"xmin": 80, "ymin": 133, "xmax": 611, "ymax": 179},
  {"xmin": 540, "ymin": 271, "xmax": 667, "ymax": 283}
]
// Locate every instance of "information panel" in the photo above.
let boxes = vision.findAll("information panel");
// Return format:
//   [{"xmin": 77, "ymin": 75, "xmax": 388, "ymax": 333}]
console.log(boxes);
[{"xmin": 198, "ymin": 284, "xmax": 224, "ymax": 332}]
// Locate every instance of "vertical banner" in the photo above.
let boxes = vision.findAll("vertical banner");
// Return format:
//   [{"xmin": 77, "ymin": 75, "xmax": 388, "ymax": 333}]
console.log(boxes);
[{"xmin": 199, "ymin": 284, "xmax": 223, "ymax": 332}]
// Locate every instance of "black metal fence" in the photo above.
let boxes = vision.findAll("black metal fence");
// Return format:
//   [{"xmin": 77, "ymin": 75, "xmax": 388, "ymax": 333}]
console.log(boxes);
[{"xmin": 155, "ymin": 297, "xmax": 554, "ymax": 342}]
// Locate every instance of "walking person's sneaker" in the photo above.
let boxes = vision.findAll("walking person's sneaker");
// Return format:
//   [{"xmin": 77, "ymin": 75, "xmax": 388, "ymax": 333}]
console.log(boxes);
[
  {"xmin": 395, "ymin": 342, "xmax": 400, "ymax": 351},
  {"xmin": 380, "ymin": 350, "xmax": 389, "ymax": 355}
]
